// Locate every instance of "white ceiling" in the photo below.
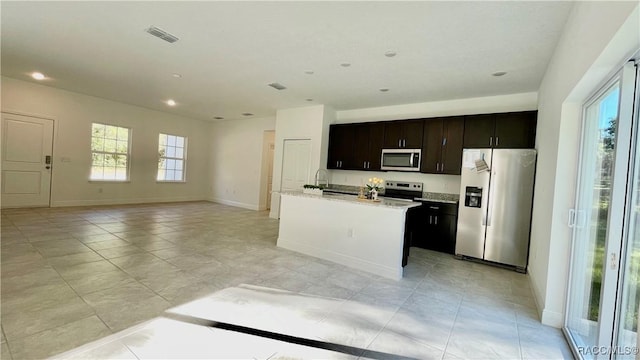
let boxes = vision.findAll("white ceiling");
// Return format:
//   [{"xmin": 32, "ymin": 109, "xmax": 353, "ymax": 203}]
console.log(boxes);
[{"xmin": 1, "ymin": 1, "xmax": 574, "ymax": 121}]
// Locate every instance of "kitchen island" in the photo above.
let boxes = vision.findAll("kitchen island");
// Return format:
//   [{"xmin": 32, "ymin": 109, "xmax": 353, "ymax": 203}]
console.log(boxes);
[{"xmin": 277, "ymin": 191, "xmax": 420, "ymax": 280}]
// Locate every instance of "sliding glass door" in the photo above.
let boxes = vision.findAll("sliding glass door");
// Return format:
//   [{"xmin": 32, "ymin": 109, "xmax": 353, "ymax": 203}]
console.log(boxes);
[{"xmin": 565, "ymin": 61, "xmax": 638, "ymax": 359}]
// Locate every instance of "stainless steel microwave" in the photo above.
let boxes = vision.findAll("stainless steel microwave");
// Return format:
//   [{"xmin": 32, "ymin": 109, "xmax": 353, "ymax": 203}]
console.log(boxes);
[{"xmin": 381, "ymin": 149, "xmax": 421, "ymax": 172}]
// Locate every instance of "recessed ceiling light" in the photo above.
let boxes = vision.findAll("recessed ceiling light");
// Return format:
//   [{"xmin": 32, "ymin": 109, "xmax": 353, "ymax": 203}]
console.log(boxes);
[
  {"xmin": 31, "ymin": 72, "xmax": 45, "ymax": 80},
  {"xmin": 379, "ymin": 88, "xmax": 390, "ymax": 92},
  {"xmin": 492, "ymin": 71, "xmax": 507, "ymax": 77},
  {"xmin": 384, "ymin": 51, "xmax": 397, "ymax": 57},
  {"xmin": 166, "ymin": 99, "xmax": 176, "ymax": 106},
  {"xmin": 304, "ymin": 70, "xmax": 314, "ymax": 75},
  {"xmin": 242, "ymin": 113, "xmax": 254, "ymax": 117},
  {"xmin": 172, "ymin": 73, "xmax": 182, "ymax": 78},
  {"xmin": 340, "ymin": 63, "xmax": 351, "ymax": 67},
  {"xmin": 213, "ymin": 116, "xmax": 224, "ymax": 120},
  {"xmin": 305, "ymin": 99, "xmax": 314, "ymax": 102}
]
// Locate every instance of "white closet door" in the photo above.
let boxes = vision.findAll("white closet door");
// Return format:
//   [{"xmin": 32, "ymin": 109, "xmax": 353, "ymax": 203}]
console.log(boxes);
[{"xmin": 281, "ymin": 139, "xmax": 311, "ymax": 192}]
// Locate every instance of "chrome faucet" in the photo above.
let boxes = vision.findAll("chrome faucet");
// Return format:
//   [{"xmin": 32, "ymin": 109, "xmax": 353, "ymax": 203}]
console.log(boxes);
[{"xmin": 314, "ymin": 169, "xmax": 329, "ymax": 188}]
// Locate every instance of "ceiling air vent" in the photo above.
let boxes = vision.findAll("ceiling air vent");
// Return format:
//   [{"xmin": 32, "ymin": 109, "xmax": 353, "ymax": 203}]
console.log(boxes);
[
  {"xmin": 145, "ymin": 26, "xmax": 179, "ymax": 43},
  {"xmin": 268, "ymin": 83, "xmax": 287, "ymax": 90}
]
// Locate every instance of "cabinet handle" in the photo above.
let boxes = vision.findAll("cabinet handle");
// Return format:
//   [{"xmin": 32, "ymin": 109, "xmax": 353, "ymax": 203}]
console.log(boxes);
[
  {"xmin": 436, "ymin": 163, "xmax": 440, "ymax": 172},
  {"xmin": 490, "ymin": 137, "xmax": 493, "ymax": 147},
  {"xmin": 429, "ymin": 206, "xmax": 440, "ymax": 210},
  {"xmin": 398, "ymin": 139, "xmax": 401, "ymax": 147},
  {"xmin": 429, "ymin": 215, "xmax": 432, "ymax": 224},
  {"xmin": 442, "ymin": 137, "xmax": 447, "ymax": 146},
  {"xmin": 496, "ymin": 137, "xmax": 499, "ymax": 147},
  {"xmin": 403, "ymin": 139, "xmax": 406, "ymax": 147},
  {"xmin": 435, "ymin": 216, "xmax": 438, "ymax": 225}
]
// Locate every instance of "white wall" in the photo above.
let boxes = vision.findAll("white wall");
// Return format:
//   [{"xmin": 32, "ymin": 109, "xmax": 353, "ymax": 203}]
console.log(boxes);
[
  {"xmin": 1, "ymin": 76, "xmax": 210, "ymax": 206},
  {"xmin": 208, "ymin": 116, "xmax": 276, "ymax": 210},
  {"xmin": 333, "ymin": 92, "xmax": 539, "ymax": 193},
  {"xmin": 269, "ymin": 105, "xmax": 335, "ymax": 218},
  {"xmin": 529, "ymin": 2, "xmax": 639, "ymax": 327}
]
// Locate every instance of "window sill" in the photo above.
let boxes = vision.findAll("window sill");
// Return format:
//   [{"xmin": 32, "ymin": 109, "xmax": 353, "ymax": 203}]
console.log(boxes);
[{"xmin": 156, "ymin": 180, "xmax": 187, "ymax": 184}]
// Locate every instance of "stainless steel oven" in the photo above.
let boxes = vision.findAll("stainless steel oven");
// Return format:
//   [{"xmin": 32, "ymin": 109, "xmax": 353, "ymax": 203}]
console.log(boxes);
[{"xmin": 381, "ymin": 149, "xmax": 421, "ymax": 172}]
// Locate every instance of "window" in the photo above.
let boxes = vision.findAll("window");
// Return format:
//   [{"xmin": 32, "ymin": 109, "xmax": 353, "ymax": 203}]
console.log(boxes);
[
  {"xmin": 90, "ymin": 123, "xmax": 130, "ymax": 181},
  {"xmin": 157, "ymin": 133, "xmax": 186, "ymax": 181}
]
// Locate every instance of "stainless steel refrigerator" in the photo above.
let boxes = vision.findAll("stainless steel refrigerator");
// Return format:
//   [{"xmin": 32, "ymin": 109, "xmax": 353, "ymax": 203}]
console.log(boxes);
[{"xmin": 456, "ymin": 148, "xmax": 537, "ymax": 271}]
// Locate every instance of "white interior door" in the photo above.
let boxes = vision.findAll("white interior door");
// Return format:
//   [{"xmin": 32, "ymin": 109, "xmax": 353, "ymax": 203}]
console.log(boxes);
[
  {"xmin": 281, "ymin": 139, "xmax": 311, "ymax": 192},
  {"xmin": 1, "ymin": 113, "xmax": 54, "ymax": 208}
]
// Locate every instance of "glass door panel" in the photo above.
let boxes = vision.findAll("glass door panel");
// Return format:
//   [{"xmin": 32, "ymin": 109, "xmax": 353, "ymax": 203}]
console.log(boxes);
[
  {"xmin": 616, "ymin": 63, "xmax": 640, "ymax": 359},
  {"xmin": 566, "ymin": 80, "xmax": 621, "ymax": 358}
]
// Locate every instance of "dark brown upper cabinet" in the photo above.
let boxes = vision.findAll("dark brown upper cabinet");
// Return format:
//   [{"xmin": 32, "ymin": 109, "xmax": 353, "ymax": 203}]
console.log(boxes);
[
  {"xmin": 353, "ymin": 122, "xmax": 385, "ymax": 171},
  {"xmin": 327, "ymin": 124, "xmax": 355, "ymax": 170},
  {"xmin": 463, "ymin": 111, "xmax": 537, "ymax": 149},
  {"xmin": 421, "ymin": 116, "xmax": 464, "ymax": 175},
  {"xmin": 494, "ymin": 111, "xmax": 537, "ymax": 149},
  {"xmin": 383, "ymin": 120, "xmax": 424, "ymax": 149}
]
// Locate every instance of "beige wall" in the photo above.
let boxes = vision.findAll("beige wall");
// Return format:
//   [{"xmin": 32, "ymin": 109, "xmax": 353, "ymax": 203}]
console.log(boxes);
[
  {"xmin": 1, "ymin": 76, "xmax": 210, "ymax": 206},
  {"xmin": 530, "ymin": 1, "xmax": 639, "ymax": 327},
  {"xmin": 208, "ymin": 116, "xmax": 276, "ymax": 210}
]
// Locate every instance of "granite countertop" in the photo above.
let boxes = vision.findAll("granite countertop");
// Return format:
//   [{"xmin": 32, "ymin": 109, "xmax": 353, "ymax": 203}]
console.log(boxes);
[{"xmin": 281, "ymin": 191, "xmax": 421, "ymax": 209}]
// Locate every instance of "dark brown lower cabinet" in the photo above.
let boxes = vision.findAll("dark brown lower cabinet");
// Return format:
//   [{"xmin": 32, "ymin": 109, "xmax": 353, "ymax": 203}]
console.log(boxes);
[{"xmin": 412, "ymin": 201, "xmax": 458, "ymax": 254}]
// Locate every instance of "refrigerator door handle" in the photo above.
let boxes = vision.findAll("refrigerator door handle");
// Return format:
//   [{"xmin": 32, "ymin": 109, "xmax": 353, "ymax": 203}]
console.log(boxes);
[{"xmin": 486, "ymin": 173, "xmax": 495, "ymax": 227}]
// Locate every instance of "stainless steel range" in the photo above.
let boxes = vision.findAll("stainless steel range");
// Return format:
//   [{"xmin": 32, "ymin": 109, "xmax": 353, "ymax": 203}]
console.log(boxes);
[{"xmin": 383, "ymin": 181, "xmax": 423, "ymax": 201}]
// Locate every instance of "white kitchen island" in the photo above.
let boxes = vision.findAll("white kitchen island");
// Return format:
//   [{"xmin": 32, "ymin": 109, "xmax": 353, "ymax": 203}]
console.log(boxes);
[{"xmin": 277, "ymin": 191, "xmax": 420, "ymax": 280}]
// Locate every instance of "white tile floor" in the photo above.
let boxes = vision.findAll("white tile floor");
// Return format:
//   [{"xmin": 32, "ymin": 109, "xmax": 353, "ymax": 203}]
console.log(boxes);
[{"xmin": 0, "ymin": 201, "xmax": 573, "ymax": 359}]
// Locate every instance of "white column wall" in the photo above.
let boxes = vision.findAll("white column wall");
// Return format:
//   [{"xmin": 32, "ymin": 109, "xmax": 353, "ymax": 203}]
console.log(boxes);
[
  {"xmin": 269, "ymin": 105, "xmax": 335, "ymax": 218},
  {"xmin": 530, "ymin": 2, "xmax": 639, "ymax": 327}
]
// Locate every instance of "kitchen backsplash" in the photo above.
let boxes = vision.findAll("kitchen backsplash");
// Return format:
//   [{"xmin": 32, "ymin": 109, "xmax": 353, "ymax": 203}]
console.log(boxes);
[
  {"xmin": 326, "ymin": 170, "xmax": 461, "ymax": 194},
  {"xmin": 325, "ymin": 184, "xmax": 460, "ymax": 202}
]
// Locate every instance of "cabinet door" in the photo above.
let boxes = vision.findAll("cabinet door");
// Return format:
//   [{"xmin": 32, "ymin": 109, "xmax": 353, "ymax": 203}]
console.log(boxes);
[
  {"xmin": 383, "ymin": 121, "xmax": 403, "ymax": 148},
  {"xmin": 437, "ymin": 214, "xmax": 457, "ymax": 254},
  {"xmin": 353, "ymin": 125, "xmax": 370, "ymax": 170},
  {"xmin": 421, "ymin": 118, "xmax": 443, "ymax": 174},
  {"xmin": 327, "ymin": 124, "xmax": 355, "ymax": 169},
  {"xmin": 403, "ymin": 120, "xmax": 425, "ymax": 149},
  {"xmin": 463, "ymin": 114, "xmax": 495, "ymax": 148},
  {"xmin": 494, "ymin": 111, "xmax": 537, "ymax": 148},
  {"xmin": 367, "ymin": 122, "xmax": 385, "ymax": 170},
  {"xmin": 441, "ymin": 116, "xmax": 464, "ymax": 175}
]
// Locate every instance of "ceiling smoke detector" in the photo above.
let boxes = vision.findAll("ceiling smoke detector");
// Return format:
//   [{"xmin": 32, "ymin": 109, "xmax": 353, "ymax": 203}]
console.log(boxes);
[
  {"xmin": 268, "ymin": 83, "xmax": 287, "ymax": 90},
  {"xmin": 145, "ymin": 26, "xmax": 179, "ymax": 43}
]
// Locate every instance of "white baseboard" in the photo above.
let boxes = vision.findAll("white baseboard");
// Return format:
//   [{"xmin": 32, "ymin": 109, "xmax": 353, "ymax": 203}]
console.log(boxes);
[
  {"xmin": 528, "ymin": 272, "xmax": 564, "ymax": 328},
  {"xmin": 208, "ymin": 197, "xmax": 260, "ymax": 211},
  {"xmin": 541, "ymin": 309, "xmax": 564, "ymax": 328},
  {"xmin": 51, "ymin": 196, "xmax": 205, "ymax": 207}
]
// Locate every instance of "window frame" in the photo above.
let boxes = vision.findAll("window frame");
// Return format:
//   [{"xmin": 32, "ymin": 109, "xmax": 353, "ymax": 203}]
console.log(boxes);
[
  {"xmin": 157, "ymin": 132, "xmax": 187, "ymax": 183},
  {"xmin": 89, "ymin": 122, "xmax": 131, "ymax": 182}
]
